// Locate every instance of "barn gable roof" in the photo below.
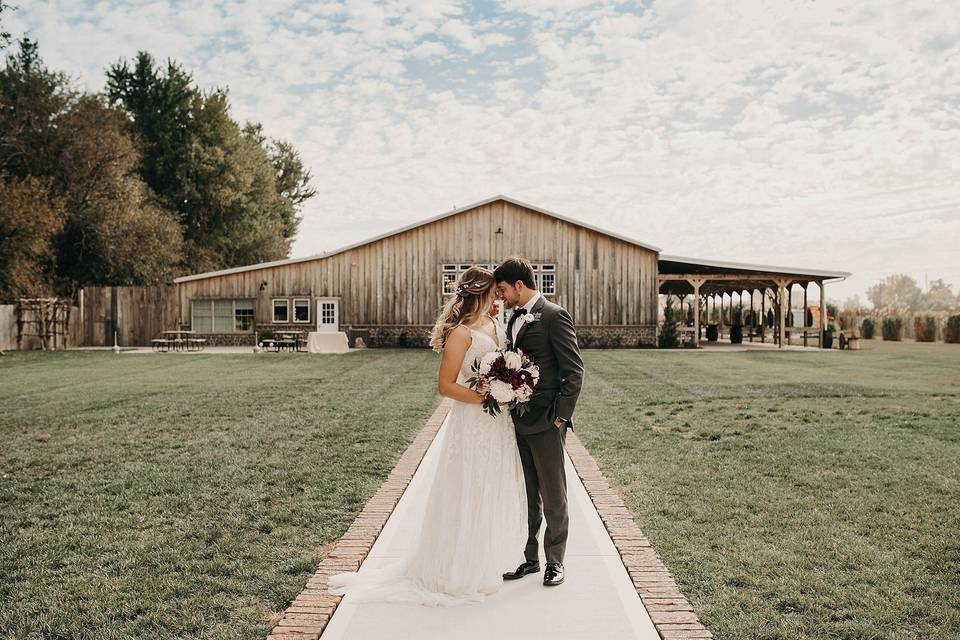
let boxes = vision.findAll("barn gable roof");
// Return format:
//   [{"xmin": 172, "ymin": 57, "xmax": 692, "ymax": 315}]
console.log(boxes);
[{"xmin": 173, "ymin": 194, "xmax": 662, "ymax": 283}]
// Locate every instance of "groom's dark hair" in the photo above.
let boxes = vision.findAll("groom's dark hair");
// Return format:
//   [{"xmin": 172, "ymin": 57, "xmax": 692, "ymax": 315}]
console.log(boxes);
[{"xmin": 494, "ymin": 256, "xmax": 536, "ymax": 289}]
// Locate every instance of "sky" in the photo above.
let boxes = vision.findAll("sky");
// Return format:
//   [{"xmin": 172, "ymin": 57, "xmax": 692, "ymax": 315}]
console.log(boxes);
[{"xmin": 6, "ymin": 0, "xmax": 960, "ymax": 304}]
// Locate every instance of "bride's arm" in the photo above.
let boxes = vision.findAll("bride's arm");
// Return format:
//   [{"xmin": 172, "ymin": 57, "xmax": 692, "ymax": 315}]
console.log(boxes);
[{"xmin": 438, "ymin": 325, "xmax": 486, "ymax": 404}]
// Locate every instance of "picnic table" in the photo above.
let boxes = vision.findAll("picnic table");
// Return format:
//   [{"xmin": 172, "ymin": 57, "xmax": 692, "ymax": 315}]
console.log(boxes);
[
  {"xmin": 152, "ymin": 329, "xmax": 206, "ymax": 352},
  {"xmin": 261, "ymin": 330, "xmax": 305, "ymax": 352}
]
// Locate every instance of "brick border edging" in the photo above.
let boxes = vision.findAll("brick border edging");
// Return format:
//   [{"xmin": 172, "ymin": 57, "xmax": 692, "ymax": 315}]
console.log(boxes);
[
  {"xmin": 266, "ymin": 399, "xmax": 453, "ymax": 640},
  {"xmin": 564, "ymin": 431, "xmax": 714, "ymax": 640}
]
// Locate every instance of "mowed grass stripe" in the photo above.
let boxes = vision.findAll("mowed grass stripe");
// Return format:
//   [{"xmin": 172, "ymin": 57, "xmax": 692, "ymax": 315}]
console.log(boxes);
[
  {"xmin": 0, "ymin": 349, "xmax": 440, "ymax": 639},
  {"xmin": 575, "ymin": 340, "xmax": 960, "ymax": 640}
]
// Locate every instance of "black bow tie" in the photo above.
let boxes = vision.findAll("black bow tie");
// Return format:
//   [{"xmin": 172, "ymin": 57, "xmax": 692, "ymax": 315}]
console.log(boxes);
[{"xmin": 511, "ymin": 307, "xmax": 527, "ymax": 317}]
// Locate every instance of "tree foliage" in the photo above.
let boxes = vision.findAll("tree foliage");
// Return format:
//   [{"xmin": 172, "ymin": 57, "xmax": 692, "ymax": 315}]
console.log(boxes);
[
  {"xmin": 0, "ymin": 40, "xmax": 183, "ymax": 295},
  {"xmin": 867, "ymin": 274, "xmax": 922, "ymax": 312},
  {"xmin": 659, "ymin": 298, "xmax": 680, "ymax": 348},
  {"xmin": 0, "ymin": 2, "xmax": 13, "ymax": 50},
  {"xmin": 0, "ymin": 41, "xmax": 316, "ymax": 297},
  {"xmin": 0, "ymin": 173, "xmax": 65, "ymax": 300},
  {"xmin": 106, "ymin": 52, "xmax": 314, "ymax": 274}
]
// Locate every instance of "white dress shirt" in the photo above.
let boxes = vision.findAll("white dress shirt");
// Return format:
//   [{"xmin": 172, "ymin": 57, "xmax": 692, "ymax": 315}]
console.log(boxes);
[{"xmin": 510, "ymin": 290, "xmax": 542, "ymax": 346}]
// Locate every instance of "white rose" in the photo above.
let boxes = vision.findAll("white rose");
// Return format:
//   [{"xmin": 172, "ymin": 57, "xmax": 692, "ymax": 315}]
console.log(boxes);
[
  {"xmin": 478, "ymin": 351, "xmax": 499, "ymax": 375},
  {"xmin": 523, "ymin": 313, "xmax": 535, "ymax": 323},
  {"xmin": 489, "ymin": 379, "xmax": 515, "ymax": 404},
  {"xmin": 503, "ymin": 351, "xmax": 522, "ymax": 370}
]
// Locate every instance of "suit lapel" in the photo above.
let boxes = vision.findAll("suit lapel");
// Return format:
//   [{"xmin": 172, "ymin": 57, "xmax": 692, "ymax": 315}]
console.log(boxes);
[{"xmin": 514, "ymin": 295, "xmax": 547, "ymax": 350}]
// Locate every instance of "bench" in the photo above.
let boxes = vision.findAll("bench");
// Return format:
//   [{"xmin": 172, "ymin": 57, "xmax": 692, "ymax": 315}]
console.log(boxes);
[
  {"xmin": 839, "ymin": 330, "xmax": 861, "ymax": 350},
  {"xmin": 151, "ymin": 339, "xmax": 172, "ymax": 352}
]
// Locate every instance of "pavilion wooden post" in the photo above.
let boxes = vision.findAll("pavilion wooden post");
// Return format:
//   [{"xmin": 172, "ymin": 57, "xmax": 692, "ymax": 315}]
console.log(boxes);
[
  {"xmin": 749, "ymin": 289, "xmax": 755, "ymax": 342},
  {"xmin": 818, "ymin": 279, "xmax": 827, "ymax": 349},
  {"xmin": 802, "ymin": 283, "xmax": 809, "ymax": 347},
  {"xmin": 686, "ymin": 278, "xmax": 704, "ymax": 348},
  {"xmin": 760, "ymin": 289, "xmax": 766, "ymax": 343},
  {"xmin": 775, "ymin": 278, "xmax": 789, "ymax": 348}
]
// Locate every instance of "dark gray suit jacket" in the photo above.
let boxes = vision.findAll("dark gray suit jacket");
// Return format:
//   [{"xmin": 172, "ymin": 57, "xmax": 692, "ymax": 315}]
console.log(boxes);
[{"xmin": 507, "ymin": 294, "xmax": 584, "ymax": 436}]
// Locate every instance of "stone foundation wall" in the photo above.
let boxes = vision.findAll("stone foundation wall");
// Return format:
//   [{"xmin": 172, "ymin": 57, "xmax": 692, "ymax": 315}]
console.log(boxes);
[
  {"xmin": 353, "ymin": 324, "xmax": 658, "ymax": 348},
  {"xmin": 191, "ymin": 332, "xmax": 256, "ymax": 346},
  {"xmin": 576, "ymin": 325, "xmax": 658, "ymax": 348},
  {"xmin": 192, "ymin": 324, "xmax": 658, "ymax": 348}
]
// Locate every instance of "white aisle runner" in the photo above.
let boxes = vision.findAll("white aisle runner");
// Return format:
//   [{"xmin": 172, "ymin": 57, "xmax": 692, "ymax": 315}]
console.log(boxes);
[{"xmin": 321, "ymin": 414, "xmax": 660, "ymax": 639}]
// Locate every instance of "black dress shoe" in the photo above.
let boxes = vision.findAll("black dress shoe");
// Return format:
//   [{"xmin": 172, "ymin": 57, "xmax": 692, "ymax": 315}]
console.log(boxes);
[
  {"xmin": 543, "ymin": 562, "xmax": 565, "ymax": 586},
  {"xmin": 502, "ymin": 559, "xmax": 540, "ymax": 580}
]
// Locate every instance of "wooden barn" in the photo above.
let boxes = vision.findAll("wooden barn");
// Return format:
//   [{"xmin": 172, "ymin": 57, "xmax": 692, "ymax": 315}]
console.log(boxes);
[
  {"xmin": 173, "ymin": 194, "xmax": 849, "ymax": 348},
  {"xmin": 174, "ymin": 195, "xmax": 661, "ymax": 348}
]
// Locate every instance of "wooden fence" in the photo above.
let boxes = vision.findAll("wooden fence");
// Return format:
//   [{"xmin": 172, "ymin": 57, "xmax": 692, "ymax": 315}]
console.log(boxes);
[
  {"xmin": 78, "ymin": 285, "xmax": 179, "ymax": 347},
  {"xmin": 0, "ymin": 303, "xmax": 82, "ymax": 350},
  {"xmin": 1, "ymin": 285, "xmax": 179, "ymax": 349}
]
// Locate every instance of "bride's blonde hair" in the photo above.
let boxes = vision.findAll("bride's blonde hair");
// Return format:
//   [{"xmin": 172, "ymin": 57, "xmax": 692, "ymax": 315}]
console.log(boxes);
[{"xmin": 429, "ymin": 266, "xmax": 497, "ymax": 352}]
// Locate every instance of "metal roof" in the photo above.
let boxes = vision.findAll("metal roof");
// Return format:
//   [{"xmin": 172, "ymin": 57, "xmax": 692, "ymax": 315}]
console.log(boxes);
[
  {"xmin": 174, "ymin": 195, "xmax": 662, "ymax": 283},
  {"xmin": 659, "ymin": 254, "xmax": 851, "ymax": 280}
]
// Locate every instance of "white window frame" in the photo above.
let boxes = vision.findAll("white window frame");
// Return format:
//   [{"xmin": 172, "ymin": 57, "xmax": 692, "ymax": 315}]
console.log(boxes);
[
  {"xmin": 534, "ymin": 264, "xmax": 556, "ymax": 296},
  {"xmin": 292, "ymin": 297, "xmax": 311, "ymax": 323},
  {"xmin": 190, "ymin": 299, "xmax": 254, "ymax": 333},
  {"xmin": 439, "ymin": 262, "xmax": 557, "ymax": 296},
  {"xmin": 272, "ymin": 298, "xmax": 289, "ymax": 323},
  {"xmin": 440, "ymin": 263, "xmax": 496, "ymax": 296}
]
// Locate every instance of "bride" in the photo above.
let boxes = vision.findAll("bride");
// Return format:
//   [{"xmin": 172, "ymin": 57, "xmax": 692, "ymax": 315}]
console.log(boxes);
[{"xmin": 327, "ymin": 265, "xmax": 528, "ymax": 606}]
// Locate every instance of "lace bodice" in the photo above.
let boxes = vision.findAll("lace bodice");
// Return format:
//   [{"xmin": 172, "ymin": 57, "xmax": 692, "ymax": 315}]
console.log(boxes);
[{"xmin": 458, "ymin": 318, "xmax": 506, "ymax": 381}]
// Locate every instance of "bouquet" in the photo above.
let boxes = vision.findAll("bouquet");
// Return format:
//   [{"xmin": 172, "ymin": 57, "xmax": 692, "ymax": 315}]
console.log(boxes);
[{"xmin": 466, "ymin": 349, "xmax": 540, "ymax": 417}]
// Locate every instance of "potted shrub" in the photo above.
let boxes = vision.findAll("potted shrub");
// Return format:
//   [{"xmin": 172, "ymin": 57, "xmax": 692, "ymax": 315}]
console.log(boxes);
[
  {"xmin": 861, "ymin": 317, "xmax": 875, "ymax": 339},
  {"xmin": 945, "ymin": 315, "xmax": 960, "ymax": 344},
  {"xmin": 706, "ymin": 323, "xmax": 719, "ymax": 342},
  {"xmin": 882, "ymin": 316, "xmax": 903, "ymax": 341},
  {"xmin": 913, "ymin": 316, "xmax": 938, "ymax": 342},
  {"xmin": 730, "ymin": 322, "xmax": 743, "ymax": 344},
  {"xmin": 823, "ymin": 324, "xmax": 835, "ymax": 349}
]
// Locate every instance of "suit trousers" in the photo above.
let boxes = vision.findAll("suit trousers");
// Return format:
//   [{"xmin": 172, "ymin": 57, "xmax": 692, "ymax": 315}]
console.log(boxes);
[{"xmin": 516, "ymin": 423, "xmax": 569, "ymax": 565}]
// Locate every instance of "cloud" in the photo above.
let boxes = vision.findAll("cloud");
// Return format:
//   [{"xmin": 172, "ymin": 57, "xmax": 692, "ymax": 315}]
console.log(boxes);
[{"xmin": 5, "ymin": 0, "xmax": 959, "ymax": 301}]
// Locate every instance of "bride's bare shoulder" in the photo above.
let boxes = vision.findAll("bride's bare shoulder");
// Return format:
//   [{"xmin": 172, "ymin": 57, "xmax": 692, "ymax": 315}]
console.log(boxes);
[{"xmin": 446, "ymin": 323, "xmax": 472, "ymax": 344}]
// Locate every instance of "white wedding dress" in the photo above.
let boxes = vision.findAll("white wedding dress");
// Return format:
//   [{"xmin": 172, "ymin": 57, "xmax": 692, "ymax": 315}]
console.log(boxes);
[{"xmin": 327, "ymin": 318, "xmax": 528, "ymax": 606}]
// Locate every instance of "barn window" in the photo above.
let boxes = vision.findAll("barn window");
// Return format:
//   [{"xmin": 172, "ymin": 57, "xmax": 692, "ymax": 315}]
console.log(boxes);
[
  {"xmin": 293, "ymin": 298, "xmax": 310, "ymax": 323},
  {"xmin": 441, "ymin": 263, "xmax": 496, "ymax": 295},
  {"xmin": 190, "ymin": 299, "xmax": 254, "ymax": 332},
  {"xmin": 235, "ymin": 300, "xmax": 254, "ymax": 330},
  {"xmin": 440, "ymin": 263, "xmax": 556, "ymax": 296},
  {"xmin": 213, "ymin": 300, "xmax": 234, "ymax": 332},
  {"xmin": 272, "ymin": 299, "xmax": 289, "ymax": 323},
  {"xmin": 535, "ymin": 264, "xmax": 556, "ymax": 296}
]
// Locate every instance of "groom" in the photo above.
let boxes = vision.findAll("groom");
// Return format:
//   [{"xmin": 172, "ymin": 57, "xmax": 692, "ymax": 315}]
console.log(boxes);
[{"xmin": 494, "ymin": 256, "xmax": 584, "ymax": 587}]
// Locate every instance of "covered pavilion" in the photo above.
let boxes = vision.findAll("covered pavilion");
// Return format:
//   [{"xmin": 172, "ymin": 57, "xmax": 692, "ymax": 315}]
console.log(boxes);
[{"xmin": 656, "ymin": 255, "xmax": 851, "ymax": 348}]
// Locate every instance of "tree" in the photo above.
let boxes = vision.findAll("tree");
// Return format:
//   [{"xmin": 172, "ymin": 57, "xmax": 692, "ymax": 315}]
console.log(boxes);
[
  {"xmin": 0, "ymin": 173, "xmax": 65, "ymax": 301},
  {"xmin": 1, "ymin": 40, "xmax": 183, "ymax": 293},
  {"xmin": 866, "ymin": 274, "xmax": 922, "ymax": 312},
  {"xmin": 107, "ymin": 52, "xmax": 315, "ymax": 274},
  {"xmin": 659, "ymin": 298, "xmax": 680, "ymax": 348},
  {"xmin": 0, "ymin": 2, "xmax": 14, "ymax": 50},
  {"xmin": 53, "ymin": 94, "xmax": 183, "ymax": 287},
  {"xmin": 0, "ymin": 37, "xmax": 77, "ymax": 180},
  {"xmin": 920, "ymin": 279, "xmax": 956, "ymax": 311}
]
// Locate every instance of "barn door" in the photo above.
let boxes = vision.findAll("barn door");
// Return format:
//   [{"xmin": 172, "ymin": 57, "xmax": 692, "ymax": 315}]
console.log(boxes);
[{"xmin": 317, "ymin": 300, "xmax": 339, "ymax": 332}]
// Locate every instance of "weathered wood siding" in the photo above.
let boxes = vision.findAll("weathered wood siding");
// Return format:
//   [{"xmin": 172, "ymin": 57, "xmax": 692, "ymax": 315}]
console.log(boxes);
[
  {"xmin": 177, "ymin": 200, "xmax": 658, "ymax": 327},
  {"xmin": 80, "ymin": 285, "xmax": 179, "ymax": 346}
]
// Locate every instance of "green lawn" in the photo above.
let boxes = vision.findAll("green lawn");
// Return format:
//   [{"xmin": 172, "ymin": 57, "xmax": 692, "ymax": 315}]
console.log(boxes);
[
  {"xmin": 2, "ymin": 342, "xmax": 958, "ymax": 639},
  {"xmin": 574, "ymin": 340, "xmax": 960, "ymax": 640},
  {"xmin": 0, "ymin": 349, "xmax": 441, "ymax": 639}
]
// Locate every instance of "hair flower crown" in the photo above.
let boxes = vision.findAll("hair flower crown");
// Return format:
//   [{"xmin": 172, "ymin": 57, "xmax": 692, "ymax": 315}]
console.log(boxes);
[{"xmin": 455, "ymin": 281, "xmax": 485, "ymax": 295}]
